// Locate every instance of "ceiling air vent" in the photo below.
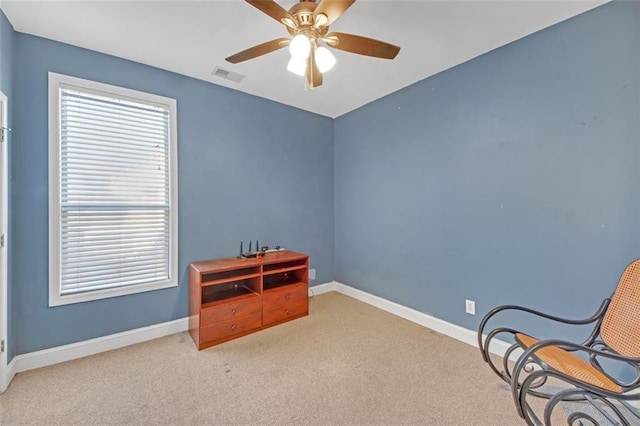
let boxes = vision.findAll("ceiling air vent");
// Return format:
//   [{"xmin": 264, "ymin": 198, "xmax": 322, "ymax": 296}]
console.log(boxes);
[{"xmin": 212, "ymin": 67, "xmax": 245, "ymax": 83}]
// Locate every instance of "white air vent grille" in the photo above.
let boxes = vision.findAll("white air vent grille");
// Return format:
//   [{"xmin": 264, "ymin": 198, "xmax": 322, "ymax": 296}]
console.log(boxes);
[{"xmin": 212, "ymin": 67, "xmax": 245, "ymax": 83}]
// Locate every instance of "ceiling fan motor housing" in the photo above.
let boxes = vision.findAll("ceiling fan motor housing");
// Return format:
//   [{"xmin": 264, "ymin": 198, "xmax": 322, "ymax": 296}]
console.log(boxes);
[{"xmin": 288, "ymin": 4, "xmax": 325, "ymax": 36}]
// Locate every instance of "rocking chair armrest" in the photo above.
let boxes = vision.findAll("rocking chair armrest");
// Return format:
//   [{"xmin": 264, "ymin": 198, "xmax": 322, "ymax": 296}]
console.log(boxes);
[{"xmin": 477, "ymin": 300, "xmax": 610, "ymax": 361}]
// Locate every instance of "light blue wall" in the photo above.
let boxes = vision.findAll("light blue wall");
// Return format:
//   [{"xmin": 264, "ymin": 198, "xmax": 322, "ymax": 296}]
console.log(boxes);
[
  {"xmin": 334, "ymin": 1, "xmax": 640, "ymax": 337},
  {"xmin": 12, "ymin": 34, "xmax": 334, "ymax": 354},
  {"xmin": 4, "ymin": 0, "xmax": 639, "ymax": 356},
  {"xmin": 0, "ymin": 9, "xmax": 14, "ymax": 360},
  {"xmin": 0, "ymin": 10, "xmax": 12, "ymax": 92}
]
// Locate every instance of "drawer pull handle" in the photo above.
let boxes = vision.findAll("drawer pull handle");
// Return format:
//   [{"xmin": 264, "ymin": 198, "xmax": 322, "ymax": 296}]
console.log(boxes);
[
  {"xmin": 285, "ymin": 294, "xmax": 290, "ymax": 301},
  {"xmin": 231, "ymin": 308, "xmax": 237, "ymax": 315},
  {"xmin": 285, "ymin": 309, "xmax": 290, "ymax": 315},
  {"xmin": 231, "ymin": 324, "xmax": 236, "ymax": 331}
]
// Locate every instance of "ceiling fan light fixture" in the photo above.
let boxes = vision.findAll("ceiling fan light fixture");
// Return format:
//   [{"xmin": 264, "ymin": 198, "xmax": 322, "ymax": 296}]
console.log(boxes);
[
  {"xmin": 287, "ymin": 56, "xmax": 307, "ymax": 76},
  {"xmin": 289, "ymin": 34, "xmax": 311, "ymax": 59},
  {"xmin": 315, "ymin": 46, "xmax": 336, "ymax": 73}
]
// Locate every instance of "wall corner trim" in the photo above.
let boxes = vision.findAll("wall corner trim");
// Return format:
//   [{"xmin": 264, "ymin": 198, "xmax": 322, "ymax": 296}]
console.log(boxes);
[
  {"xmin": 309, "ymin": 281, "xmax": 339, "ymax": 296},
  {"xmin": 1, "ymin": 356, "xmax": 16, "ymax": 393}
]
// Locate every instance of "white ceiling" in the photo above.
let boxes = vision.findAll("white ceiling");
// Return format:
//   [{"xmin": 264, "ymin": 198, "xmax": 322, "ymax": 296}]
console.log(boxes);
[{"xmin": 1, "ymin": 0, "xmax": 608, "ymax": 118}]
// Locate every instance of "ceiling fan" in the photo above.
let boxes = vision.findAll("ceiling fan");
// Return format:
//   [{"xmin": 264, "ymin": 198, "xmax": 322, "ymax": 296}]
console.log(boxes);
[{"xmin": 225, "ymin": 0, "xmax": 401, "ymax": 89}]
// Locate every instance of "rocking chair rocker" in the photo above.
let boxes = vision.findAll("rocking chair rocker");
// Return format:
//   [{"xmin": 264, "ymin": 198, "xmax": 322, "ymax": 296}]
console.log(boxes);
[{"xmin": 478, "ymin": 259, "xmax": 640, "ymax": 425}]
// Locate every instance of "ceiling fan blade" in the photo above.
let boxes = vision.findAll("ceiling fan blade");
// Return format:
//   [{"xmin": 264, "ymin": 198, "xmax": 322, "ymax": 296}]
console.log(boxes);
[
  {"xmin": 226, "ymin": 38, "xmax": 290, "ymax": 64},
  {"xmin": 314, "ymin": 0, "xmax": 355, "ymax": 26},
  {"xmin": 245, "ymin": 0, "xmax": 295, "ymax": 26},
  {"xmin": 324, "ymin": 32, "xmax": 400, "ymax": 59},
  {"xmin": 306, "ymin": 50, "xmax": 323, "ymax": 89}
]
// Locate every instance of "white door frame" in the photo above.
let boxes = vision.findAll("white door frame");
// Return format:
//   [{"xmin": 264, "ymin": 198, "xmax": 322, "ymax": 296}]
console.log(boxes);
[{"xmin": 0, "ymin": 91, "xmax": 8, "ymax": 392}]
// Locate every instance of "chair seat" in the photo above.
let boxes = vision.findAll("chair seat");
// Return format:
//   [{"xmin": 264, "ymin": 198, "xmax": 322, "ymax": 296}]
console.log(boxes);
[{"xmin": 515, "ymin": 333, "xmax": 622, "ymax": 393}]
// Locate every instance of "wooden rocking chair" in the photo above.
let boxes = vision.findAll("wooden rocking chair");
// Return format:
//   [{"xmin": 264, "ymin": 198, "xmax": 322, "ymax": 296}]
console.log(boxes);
[{"xmin": 478, "ymin": 259, "xmax": 640, "ymax": 425}]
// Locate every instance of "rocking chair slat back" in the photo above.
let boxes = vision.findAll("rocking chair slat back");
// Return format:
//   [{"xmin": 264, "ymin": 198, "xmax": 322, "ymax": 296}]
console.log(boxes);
[{"xmin": 601, "ymin": 259, "xmax": 640, "ymax": 358}]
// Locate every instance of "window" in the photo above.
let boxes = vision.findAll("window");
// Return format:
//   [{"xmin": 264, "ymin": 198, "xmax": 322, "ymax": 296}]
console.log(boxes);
[{"xmin": 48, "ymin": 73, "xmax": 178, "ymax": 306}]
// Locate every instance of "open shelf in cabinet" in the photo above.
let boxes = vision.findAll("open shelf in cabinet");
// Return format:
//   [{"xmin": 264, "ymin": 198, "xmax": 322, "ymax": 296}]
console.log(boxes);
[
  {"xmin": 263, "ymin": 273, "xmax": 305, "ymax": 291},
  {"xmin": 201, "ymin": 267, "xmax": 260, "ymax": 287},
  {"xmin": 263, "ymin": 258, "xmax": 307, "ymax": 291},
  {"xmin": 263, "ymin": 259, "xmax": 307, "ymax": 274},
  {"xmin": 201, "ymin": 280, "xmax": 260, "ymax": 308}
]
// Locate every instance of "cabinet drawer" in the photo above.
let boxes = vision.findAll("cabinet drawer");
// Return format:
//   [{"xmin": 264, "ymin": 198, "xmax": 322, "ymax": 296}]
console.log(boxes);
[
  {"xmin": 200, "ymin": 313, "xmax": 262, "ymax": 344},
  {"xmin": 263, "ymin": 300, "xmax": 308, "ymax": 326},
  {"xmin": 263, "ymin": 284, "xmax": 308, "ymax": 325},
  {"xmin": 201, "ymin": 296, "xmax": 262, "ymax": 327},
  {"xmin": 263, "ymin": 284, "xmax": 307, "ymax": 311}
]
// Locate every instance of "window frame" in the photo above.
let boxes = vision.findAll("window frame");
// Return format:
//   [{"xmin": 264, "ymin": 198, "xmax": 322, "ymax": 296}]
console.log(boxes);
[{"xmin": 48, "ymin": 72, "xmax": 178, "ymax": 307}]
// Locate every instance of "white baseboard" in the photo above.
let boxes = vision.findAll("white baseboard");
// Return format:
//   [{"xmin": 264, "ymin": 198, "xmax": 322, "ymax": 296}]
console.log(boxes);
[
  {"xmin": 309, "ymin": 281, "xmax": 339, "ymax": 296},
  {"xmin": 4, "ymin": 317, "xmax": 188, "ymax": 390},
  {"xmin": 317, "ymin": 282, "xmax": 638, "ymax": 408},
  {"xmin": 313, "ymin": 281, "xmax": 511, "ymax": 358},
  {"xmin": 4, "ymin": 281, "xmax": 504, "ymax": 393}
]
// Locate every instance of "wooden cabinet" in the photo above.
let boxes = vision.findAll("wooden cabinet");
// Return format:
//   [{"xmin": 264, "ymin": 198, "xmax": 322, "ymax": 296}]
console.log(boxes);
[{"xmin": 189, "ymin": 250, "xmax": 309, "ymax": 350}]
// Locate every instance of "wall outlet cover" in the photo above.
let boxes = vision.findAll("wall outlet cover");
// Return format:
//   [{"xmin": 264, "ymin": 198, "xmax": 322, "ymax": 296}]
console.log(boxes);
[{"xmin": 465, "ymin": 299, "xmax": 475, "ymax": 315}]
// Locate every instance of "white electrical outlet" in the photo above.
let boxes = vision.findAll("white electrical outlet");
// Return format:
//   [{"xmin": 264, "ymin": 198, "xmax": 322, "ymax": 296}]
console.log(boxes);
[
  {"xmin": 465, "ymin": 299, "xmax": 475, "ymax": 315},
  {"xmin": 309, "ymin": 268, "xmax": 316, "ymax": 280}
]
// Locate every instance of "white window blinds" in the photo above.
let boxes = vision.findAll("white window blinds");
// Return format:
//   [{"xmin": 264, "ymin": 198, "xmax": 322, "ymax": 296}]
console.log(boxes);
[{"xmin": 50, "ymin": 73, "xmax": 178, "ymax": 305}]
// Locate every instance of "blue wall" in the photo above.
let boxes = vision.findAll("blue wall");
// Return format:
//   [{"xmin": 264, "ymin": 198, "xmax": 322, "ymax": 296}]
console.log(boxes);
[
  {"xmin": 334, "ymin": 1, "xmax": 640, "ymax": 336},
  {"xmin": 0, "ymin": 10, "xmax": 12, "ymax": 93},
  {"xmin": 3, "ymin": 0, "xmax": 639, "ymax": 357},
  {"xmin": 0, "ymin": 9, "xmax": 14, "ymax": 360},
  {"xmin": 11, "ymin": 34, "xmax": 334, "ymax": 354}
]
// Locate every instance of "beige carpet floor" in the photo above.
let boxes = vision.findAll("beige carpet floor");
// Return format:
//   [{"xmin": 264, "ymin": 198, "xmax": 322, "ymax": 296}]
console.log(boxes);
[{"xmin": 1, "ymin": 292, "xmax": 537, "ymax": 425}]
